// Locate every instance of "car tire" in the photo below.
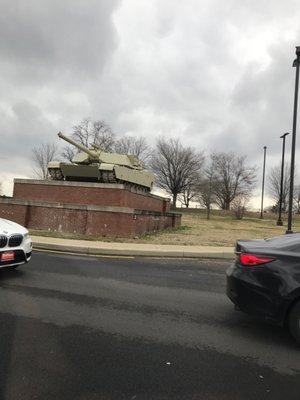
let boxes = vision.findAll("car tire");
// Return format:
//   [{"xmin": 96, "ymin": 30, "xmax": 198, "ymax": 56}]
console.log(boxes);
[{"xmin": 288, "ymin": 300, "xmax": 300, "ymax": 344}]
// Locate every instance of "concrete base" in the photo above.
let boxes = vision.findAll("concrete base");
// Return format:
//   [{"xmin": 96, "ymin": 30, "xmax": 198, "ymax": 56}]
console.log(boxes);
[{"xmin": 0, "ymin": 179, "xmax": 181, "ymax": 238}]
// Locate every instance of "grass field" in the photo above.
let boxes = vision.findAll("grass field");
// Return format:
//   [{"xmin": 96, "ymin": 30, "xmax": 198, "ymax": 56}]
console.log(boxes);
[
  {"xmin": 29, "ymin": 210, "xmax": 300, "ymax": 247},
  {"xmin": 135, "ymin": 212, "xmax": 300, "ymax": 247}
]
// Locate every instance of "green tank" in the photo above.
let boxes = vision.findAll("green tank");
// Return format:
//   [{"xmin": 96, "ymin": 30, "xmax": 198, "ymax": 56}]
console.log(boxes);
[{"xmin": 48, "ymin": 132, "xmax": 154, "ymax": 191}]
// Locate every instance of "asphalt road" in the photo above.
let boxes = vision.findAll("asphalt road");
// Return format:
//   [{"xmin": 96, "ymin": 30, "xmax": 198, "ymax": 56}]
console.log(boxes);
[{"xmin": 0, "ymin": 252, "xmax": 299, "ymax": 400}]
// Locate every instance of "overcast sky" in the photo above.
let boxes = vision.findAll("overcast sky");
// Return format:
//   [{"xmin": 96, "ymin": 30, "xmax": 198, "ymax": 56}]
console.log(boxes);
[{"xmin": 1, "ymin": 0, "xmax": 300, "ymax": 207}]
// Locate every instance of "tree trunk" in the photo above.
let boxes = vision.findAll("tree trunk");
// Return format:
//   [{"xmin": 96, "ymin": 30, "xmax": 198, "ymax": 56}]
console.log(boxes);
[
  {"xmin": 206, "ymin": 205, "xmax": 211, "ymax": 220},
  {"xmin": 172, "ymin": 193, "xmax": 177, "ymax": 209},
  {"xmin": 224, "ymin": 200, "xmax": 230, "ymax": 210}
]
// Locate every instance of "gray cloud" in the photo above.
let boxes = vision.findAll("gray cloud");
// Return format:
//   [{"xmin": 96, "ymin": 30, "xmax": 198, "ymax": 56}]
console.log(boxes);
[
  {"xmin": 0, "ymin": 0, "xmax": 120, "ymax": 81},
  {"xmin": 0, "ymin": 0, "xmax": 300, "ymax": 204},
  {"xmin": 0, "ymin": 0, "xmax": 120, "ymax": 183}
]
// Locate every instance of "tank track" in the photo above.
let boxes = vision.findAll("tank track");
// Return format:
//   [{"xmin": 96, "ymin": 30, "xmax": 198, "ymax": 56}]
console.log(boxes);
[
  {"xmin": 100, "ymin": 171, "xmax": 149, "ymax": 191},
  {"xmin": 48, "ymin": 167, "xmax": 150, "ymax": 192}
]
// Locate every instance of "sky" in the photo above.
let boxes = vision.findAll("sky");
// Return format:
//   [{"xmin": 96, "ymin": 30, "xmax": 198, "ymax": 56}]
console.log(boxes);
[{"xmin": 0, "ymin": 0, "xmax": 300, "ymax": 209}]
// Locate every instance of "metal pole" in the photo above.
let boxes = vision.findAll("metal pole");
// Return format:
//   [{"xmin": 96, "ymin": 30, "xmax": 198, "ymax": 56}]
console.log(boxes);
[
  {"xmin": 260, "ymin": 146, "xmax": 267, "ymax": 219},
  {"xmin": 287, "ymin": 46, "xmax": 300, "ymax": 234},
  {"xmin": 277, "ymin": 133, "xmax": 289, "ymax": 226}
]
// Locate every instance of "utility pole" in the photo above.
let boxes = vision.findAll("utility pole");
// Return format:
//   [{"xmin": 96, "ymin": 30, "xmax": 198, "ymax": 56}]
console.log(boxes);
[
  {"xmin": 277, "ymin": 132, "xmax": 289, "ymax": 226},
  {"xmin": 260, "ymin": 146, "xmax": 267, "ymax": 219},
  {"xmin": 287, "ymin": 46, "xmax": 300, "ymax": 234}
]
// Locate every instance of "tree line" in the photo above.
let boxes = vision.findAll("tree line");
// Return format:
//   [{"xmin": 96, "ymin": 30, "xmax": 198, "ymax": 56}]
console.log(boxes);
[{"xmin": 32, "ymin": 118, "xmax": 260, "ymax": 215}]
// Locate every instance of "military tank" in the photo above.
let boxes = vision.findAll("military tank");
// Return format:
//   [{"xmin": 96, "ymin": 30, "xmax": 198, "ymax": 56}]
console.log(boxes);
[{"xmin": 48, "ymin": 132, "xmax": 154, "ymax": 191}]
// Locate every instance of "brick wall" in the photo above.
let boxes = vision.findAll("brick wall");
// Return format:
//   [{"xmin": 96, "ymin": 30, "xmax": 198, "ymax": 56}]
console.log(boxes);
[
  {"xmin": 0, "ymin": 200, "xmax": 180, "ymax": 237},
  {"xmin": 2, "ymin": 179, "xmax": 180, "ymax": 237},
  {"xmin": 13, "ymin": 180, "xmax": 170, "ymax": 213},
  {"xmin": 0, "ymin": 202, "xmax": 27, "ymax": 226}
]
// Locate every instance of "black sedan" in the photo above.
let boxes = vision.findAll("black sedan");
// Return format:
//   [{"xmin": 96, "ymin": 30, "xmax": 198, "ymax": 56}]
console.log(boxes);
[{"xmin": 227, "ymin": 233, "xmax": 300, "ymax": 343}]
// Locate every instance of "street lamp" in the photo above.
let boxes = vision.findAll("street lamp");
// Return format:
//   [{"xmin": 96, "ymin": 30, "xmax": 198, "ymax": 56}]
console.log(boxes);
[
  {"xmin": 287, "ymin": 46, "xmax": 300, "ymax": 234},
  {"xmin": 260, "ymin": 146, "xmax": 267, "ymax": 219},
  {"xmin": 277, "ymin": 132, "xmax": 290, "ymax": 226}
]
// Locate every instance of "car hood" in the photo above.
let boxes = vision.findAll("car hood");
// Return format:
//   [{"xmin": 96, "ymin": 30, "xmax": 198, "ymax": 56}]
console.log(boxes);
[{"xmin": 0, "ymin": 218, "xmax": 28, "ymax": 236}]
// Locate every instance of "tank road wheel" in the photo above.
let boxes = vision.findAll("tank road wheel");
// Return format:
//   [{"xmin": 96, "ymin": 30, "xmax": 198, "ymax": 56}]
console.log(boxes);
[
  {"xmin": 48, "ymin": 168, "xmax": 64, "ymax": 180},
  {"xmin": 101, "ymin": 171, "xmax": 116, "ymax": 183},
  {"xmin": 109, "ymin": 171, "xmax": 116, "ymax": 183},
  {"xmin": 101, "ymin": 171, "xmax": 109, "ymax": 183},
  {"xmin": 48, "ymin": 168, "xmax": 56, "ymax": 180},
  {"xmin": 54, "ymin": 169, "xmax": 64, "ymax": 180}
]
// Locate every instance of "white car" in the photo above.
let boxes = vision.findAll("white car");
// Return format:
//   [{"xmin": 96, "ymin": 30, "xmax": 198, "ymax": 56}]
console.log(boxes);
[{"xmin": 0, "ymin": 218, "xmax": 32, "ymax": 269}]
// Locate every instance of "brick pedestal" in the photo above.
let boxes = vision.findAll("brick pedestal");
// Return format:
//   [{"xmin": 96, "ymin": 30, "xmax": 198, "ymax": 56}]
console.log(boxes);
[{"xmin": 0, "ymin": 179, "xmax": 181, "ymax": 237}]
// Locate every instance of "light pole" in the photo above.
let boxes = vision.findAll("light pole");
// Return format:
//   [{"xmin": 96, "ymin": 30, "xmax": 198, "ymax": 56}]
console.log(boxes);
[
  {"xmin": 260, "ymin": 146, "xmax": 267, "ymax": 219},
  {"xmin": 287, "ymin": 46, "xmax": 300, "ymax": 234},
  {"xmin": 277, "ymin": 132, "xmax": 289, "ymax": 226}
]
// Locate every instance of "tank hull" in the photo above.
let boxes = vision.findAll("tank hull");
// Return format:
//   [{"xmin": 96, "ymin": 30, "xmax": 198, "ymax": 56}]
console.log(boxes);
[{"xmin": 48, "ymin": 162, "xmax": 154, "ymax": 190}]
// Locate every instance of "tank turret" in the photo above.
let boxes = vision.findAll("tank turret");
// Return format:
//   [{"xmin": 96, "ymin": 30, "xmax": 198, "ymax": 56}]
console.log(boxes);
[
  {"xmin": 48, "ymin": 132, "xmax": 154, "ymax": 191},
  {"xmin": 57, "ymin": 131, "xmax": 143, "ymax": 169}
]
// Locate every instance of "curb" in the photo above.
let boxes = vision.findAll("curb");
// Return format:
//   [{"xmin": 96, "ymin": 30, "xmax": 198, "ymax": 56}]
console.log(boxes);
[{"xmin": 32, "ymin": 240, "xmax": 235, "ymax": 260}]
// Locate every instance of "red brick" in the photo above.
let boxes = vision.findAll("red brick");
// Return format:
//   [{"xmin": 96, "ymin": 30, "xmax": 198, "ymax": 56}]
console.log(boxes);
[
  {"xmin": 0, "ymin": 202, "xmax": 180, "ymax": 237},
  {"xmin": 1, "ymin": 179, "xmax": 181, "ymax": 237},
  {"xmin": 13, "ymin": 180, "xmax": 170, "ymax": 213}
]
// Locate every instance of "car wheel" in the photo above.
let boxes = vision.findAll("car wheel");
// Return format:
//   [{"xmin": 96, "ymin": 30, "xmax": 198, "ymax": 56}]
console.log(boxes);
[{"xmin": 288, "ymin": 300, "xmax": 300, "ymax": 344}]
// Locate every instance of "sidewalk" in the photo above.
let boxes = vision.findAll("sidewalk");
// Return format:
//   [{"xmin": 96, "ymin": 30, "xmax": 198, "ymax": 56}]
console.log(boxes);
[{"xmin": 31, "ymin": 236, "xmax": 234, "ymax": 259}]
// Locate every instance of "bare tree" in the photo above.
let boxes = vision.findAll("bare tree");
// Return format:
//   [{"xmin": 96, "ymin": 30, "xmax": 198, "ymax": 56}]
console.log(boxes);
[
  {"xmin": 73, "ymin": 118, "xmax": 116, "ymax": 150},
  {"xmin": 62, "ymin": 118, "xmax": 116, "ymax": 159},
  {"xmin": 231, "ymin": 194, "xmax": 249, "ymax": 220},
  {"xmin": 150, "ymin": 138, "xmax": 204, "ymax": 207},
  {"xmin": 179, "ymin": 173, "xmax": 202, "ymax": 208},
  {"xmin": 92, "ymin": 120, "xmax": 116, "ymax": 151},
  {"xmin": 293, "ymin": 184, "xmax": 300, "ymax": 213},
  {"xmin": 32, "ymin": 143, "xmax": 58, "ymax": 179},
  {"xmin": 61, "ymin": 145, "xmax": 75, "ymax": 162},
  {"xmin": 268, "ymin": 164, "xmax": 290, "ymax": 212},
  {"xmin": 197, "ymin": 155, "xmax": 217, "ymax": 219},
  {"xmin": 212, "ymin": 152, "xmax": 256, "ymax": 210},
  {"xmin": 114, "ymin": 136, "xmax": 151, "ymax": 164}
]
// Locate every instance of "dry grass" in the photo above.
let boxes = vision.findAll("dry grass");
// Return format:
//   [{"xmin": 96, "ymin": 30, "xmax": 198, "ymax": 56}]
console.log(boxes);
[
  {"xmin": 133, "ymin": 213, "xmax": 300, "ymax": 247},
  {"xmin": 30, "ymin": 210, "xmax": 300, "ymax": 247}
]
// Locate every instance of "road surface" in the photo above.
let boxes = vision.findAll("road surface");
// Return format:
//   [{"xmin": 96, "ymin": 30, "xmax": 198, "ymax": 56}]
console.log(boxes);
[{"xmin": 0, "ymin": 252, "xmax": 299, "ymax": 399}]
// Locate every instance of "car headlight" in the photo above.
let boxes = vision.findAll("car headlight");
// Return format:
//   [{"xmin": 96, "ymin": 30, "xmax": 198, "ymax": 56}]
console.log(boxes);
[{"xmin": 23, "ymin": 232, "xmax": 30, "ymax": 239}]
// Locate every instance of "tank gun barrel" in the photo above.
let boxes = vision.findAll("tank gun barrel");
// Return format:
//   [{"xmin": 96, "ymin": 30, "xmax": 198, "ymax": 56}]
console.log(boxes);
[{"xmin": 58, "ymin": 132, "xmax": 98, "ymax": 160}]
